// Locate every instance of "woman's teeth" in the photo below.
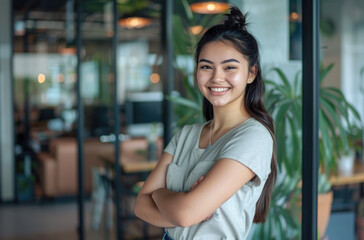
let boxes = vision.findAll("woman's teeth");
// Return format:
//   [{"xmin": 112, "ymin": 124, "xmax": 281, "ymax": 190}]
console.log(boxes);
[{"xmin": 210, "ymin": 87, "xmax": 230, "ymax": 92}]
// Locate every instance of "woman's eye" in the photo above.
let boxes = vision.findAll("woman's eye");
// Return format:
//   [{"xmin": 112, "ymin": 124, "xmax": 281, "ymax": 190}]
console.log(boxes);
[
  {"xmin": 225, "ymin": 66, "xmax": 236, "ymax": 70},
  {"xmin": 200, "ymin": 65, "xmax": 212, "ymax": 69}
]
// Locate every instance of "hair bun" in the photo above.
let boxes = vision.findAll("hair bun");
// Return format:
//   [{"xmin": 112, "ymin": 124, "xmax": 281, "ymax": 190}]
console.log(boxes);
[{"xmin": 224, "ymin": 6, "xmax": 248, "ymax": 31}]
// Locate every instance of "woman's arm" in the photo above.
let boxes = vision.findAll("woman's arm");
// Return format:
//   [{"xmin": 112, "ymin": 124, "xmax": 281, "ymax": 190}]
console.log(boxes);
[
  {"xmin": 151, "ymin": 158, "xmax": 255, "ymax": 227},
  {"xmin": 134, "ymin": 152, "xmax": 176, "ymax": 227}
]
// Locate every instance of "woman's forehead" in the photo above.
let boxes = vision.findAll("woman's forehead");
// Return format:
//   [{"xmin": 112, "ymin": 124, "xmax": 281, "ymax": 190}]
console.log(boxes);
[{"xmin": 198, "ymin": 40, "xmax": 248, "ymax": 63}]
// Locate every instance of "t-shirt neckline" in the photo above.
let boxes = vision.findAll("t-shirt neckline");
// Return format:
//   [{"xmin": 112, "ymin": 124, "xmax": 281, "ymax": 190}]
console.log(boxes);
[{"xmin": 196, "ymin": 118, "xmax": 254, "ymax": 150}]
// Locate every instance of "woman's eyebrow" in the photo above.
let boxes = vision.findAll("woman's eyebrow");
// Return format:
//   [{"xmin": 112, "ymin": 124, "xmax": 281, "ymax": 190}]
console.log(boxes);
[
  {"xmin": 222, "ymin": 58, "xmax": 240, "ymax": 64},
  {"xmin": 199, "ymin": 59, "xmax": 213, "ymax": 64},
  {"xmin": 198, "ymin": 58, "xmax": 240, "ymax": 64}
]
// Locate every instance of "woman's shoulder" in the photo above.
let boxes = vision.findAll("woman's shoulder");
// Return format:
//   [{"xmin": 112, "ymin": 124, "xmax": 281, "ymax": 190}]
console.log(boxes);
[
  {"xmin": 169, "ymin": 122, "xmax": 207, "ymax": 142},
  {"xmin": 236, "ymin": 118, "xmax": 272, "ymax": 140}
]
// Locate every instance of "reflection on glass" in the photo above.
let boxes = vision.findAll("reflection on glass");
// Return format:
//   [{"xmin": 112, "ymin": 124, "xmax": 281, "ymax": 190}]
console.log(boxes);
[
  {"xmin": 321, "ymin": 1, "xmax": 364, "ymax": 239},
  {"xmin": 13, "ymin": 0, "xmax": 78, "ymax": 207}
]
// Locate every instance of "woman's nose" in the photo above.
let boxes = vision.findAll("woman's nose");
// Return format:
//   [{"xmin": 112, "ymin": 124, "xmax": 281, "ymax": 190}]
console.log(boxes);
[{"xmin": 212, "ymin": 68, "xmax": 224, "ymax": 82}]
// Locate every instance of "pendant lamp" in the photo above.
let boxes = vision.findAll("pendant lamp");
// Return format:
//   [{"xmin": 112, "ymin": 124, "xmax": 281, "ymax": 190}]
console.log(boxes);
[
  {"xmin": 118, "ymin": 16, "xmax": 151, "ymax": 29},
  {"xmin": 190, "ymin": 0, "xmax": 229, "ymax": 14}
]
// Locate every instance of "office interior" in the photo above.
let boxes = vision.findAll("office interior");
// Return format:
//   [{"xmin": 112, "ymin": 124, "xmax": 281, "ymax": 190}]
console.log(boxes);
[{"xmin": 0, "ymin": 0, "xmax": 364, "ymax": 239}]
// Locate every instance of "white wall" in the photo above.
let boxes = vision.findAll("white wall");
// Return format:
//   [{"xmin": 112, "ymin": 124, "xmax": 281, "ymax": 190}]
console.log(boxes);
[
  {"xmin": 341, "ymin": 0, "xmax": 364, "ymax": 123},
  {"xmin": 239, "ymin": 0, "xmax": 301, "ymax": 83},
  {"xmin": 241, "ymin": 0, "xmax": 289, "ymax": 65}
]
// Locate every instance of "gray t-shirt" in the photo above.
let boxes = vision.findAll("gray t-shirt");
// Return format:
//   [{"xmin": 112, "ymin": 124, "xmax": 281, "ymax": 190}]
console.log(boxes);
[{"xmin": 164, "ymin": 118, "xmax": 273, "ymax": 240}]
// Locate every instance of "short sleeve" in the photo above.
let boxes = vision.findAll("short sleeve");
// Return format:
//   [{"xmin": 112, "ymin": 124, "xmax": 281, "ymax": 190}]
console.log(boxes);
[
  {"xmin": 164, "ymin": 128, "xmax": 183, "ymax": 156},
  {"xmin": 219, "ymin": 122, "xmax": 273, "ymax": 186}
]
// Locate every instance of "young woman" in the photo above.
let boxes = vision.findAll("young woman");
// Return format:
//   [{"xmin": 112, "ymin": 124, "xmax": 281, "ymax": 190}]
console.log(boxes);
[{"xmin": 134, "ymin": 6, "xmax": 277, "ymax": 240}]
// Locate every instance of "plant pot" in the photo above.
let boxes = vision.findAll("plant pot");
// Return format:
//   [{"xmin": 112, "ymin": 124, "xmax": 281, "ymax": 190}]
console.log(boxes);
[
  {"xmin": 16, "ymin": 174, "xmax": 34, "ymax": 202},
  {"xmin": 318, "ymin": 191, "xmax": 333, "ymax": 238},
  {"xmin": 290, "ymin": 190, "xmax": 333, "ymax": 239},
  {"xmin": 338, "ymin": 149, "xmax": 355, "ymax": 176},
  {"xmin": 356, "ymin": 216, "xmax": 364, "ymax": 240}
]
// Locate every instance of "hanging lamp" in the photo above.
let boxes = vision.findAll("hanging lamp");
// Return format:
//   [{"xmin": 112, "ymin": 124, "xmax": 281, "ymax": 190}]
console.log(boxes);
[
  {"xmin": 118, "ymin": 16, "xmax": 151, "ymax": 29},
  {"xmin": 190, "ymin": 0, "xmax": 230, "ymax": 14}
]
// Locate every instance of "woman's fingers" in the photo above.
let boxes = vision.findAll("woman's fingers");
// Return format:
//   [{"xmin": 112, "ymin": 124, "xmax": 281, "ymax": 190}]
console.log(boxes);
[{"xmin": 190, "ymin": 176, "xmax": 205, "ymax": 191}]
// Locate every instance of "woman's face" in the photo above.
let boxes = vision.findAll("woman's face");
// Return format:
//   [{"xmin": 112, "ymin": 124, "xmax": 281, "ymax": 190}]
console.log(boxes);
[{"xmin": 196, "ymin": 40, "xmax": 256, "ymax": 110}]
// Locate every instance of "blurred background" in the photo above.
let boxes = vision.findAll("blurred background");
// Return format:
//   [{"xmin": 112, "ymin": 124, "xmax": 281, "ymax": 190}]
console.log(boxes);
[{"xmin": 0, "ymin": 0, "xmax": 363, "ymax": 239}]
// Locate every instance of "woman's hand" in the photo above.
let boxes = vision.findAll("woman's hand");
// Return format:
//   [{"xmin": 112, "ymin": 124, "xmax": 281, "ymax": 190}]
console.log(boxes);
[{"xmin": 190, "ymin": 176, "xmax": 204, "ymax": 191}]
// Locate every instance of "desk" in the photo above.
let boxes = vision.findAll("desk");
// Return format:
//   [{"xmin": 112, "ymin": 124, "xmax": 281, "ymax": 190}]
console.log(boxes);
[
  {"xmin": 330, "ymin": 162, "xmax": 364, "ymax": 212},
  {"xmin": 330, "ymin": 162, "xmax": 364, "ymax": 186},
  {"xmin": 98, "ymin": 152, "xmax": 157, "ymax": 173},
  {"xmin": 98, "ymin": 137, "xmax": 162, "ymax": 173}
]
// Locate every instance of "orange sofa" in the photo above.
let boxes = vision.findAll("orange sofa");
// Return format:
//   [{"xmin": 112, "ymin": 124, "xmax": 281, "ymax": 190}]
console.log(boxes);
[
  {"xmin": 37, "ymin": 138, "xmax": 78, "ymax": 197},
  {"xmin": 37, "ymin": 137, "xmax": 163, "ymax": 198}
]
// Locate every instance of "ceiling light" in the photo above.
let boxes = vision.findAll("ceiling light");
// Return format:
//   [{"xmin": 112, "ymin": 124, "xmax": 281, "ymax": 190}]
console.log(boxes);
[
  {"xmin": 190, "ymin": 1, "xmax": 230, "ymax": 14},
  {"xmin": 118, "ymin": 17, "xmax": 151, "ymax": 29},
  {"xmin": 189, "ymin": 25, "xmax": 204, "ymax": 35}
]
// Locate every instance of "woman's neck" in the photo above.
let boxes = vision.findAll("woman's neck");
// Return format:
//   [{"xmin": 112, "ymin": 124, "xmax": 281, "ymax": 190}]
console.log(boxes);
[{"xmin": 212, "ymin": 105, "xmax": 250, "ymax": 133}]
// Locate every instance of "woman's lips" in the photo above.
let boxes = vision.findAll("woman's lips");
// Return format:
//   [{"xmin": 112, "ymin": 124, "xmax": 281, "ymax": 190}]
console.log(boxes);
[{"xmin": 209, "ymin": 87, "xmax": 231, "ymax": 95}]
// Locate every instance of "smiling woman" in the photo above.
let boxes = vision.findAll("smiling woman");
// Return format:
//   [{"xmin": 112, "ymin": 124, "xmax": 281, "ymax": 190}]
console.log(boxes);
[{"xmin": 134, "ymin": 6, "xmax": 277, "ymax": 240}]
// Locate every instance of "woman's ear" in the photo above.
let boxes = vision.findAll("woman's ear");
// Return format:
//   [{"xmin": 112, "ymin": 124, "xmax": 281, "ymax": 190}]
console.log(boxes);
[{"xmin": 247, "ymin": 65, "xmax": 257, "ymax": 84}]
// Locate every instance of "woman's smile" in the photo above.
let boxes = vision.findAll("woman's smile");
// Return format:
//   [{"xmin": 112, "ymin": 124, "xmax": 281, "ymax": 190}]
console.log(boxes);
[{"xmin": 209, "ymin": 87, "xmax": 231, "ymax": 95}]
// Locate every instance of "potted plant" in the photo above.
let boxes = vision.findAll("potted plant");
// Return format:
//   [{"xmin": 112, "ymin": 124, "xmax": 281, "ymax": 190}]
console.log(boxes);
[
  {"xmin": 265, "ymin": 63, "xmax": 361, "ymax": 176},
  {"xmin": 337, "ymin": 125, "xmax": 363, "ymax": 176},
  {"xmin": 260, "ymin": 63, "xmax": 362, "ymax": 239}
]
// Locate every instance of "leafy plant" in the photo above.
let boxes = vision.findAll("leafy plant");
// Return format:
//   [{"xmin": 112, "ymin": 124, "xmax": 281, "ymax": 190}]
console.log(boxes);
[
  {"xmin": 253, "ymin": 63, "xmax": 363, "ymax": 239},
  {"xmin": 251, "ymin": 175, "xmax": 301, "ymax": 239},
  {"xmin": 167, "ymin": 76, "xmax": 204, "ymax": 127},
  {"xmin": 264, "ymin": 63, "xmax": 362, "ymax": 179}
]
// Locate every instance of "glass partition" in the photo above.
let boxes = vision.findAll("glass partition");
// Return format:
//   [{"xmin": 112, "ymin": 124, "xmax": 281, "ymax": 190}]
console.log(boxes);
[
  {"xmin": 320, "ymin": 0, "xmax": 364, "ymax": 239},
  {"xmin": 12, "ymin": 0, "xmax": 80, "ymax": 238},
  {"xmin": 13, "ymin": 0, "xmax": 78, "ymax": 202}
]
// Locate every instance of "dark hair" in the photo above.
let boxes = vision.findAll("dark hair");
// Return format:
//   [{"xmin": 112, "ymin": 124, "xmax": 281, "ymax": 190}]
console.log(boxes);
[{"xmin": 195, "ymin": 6, "xmax": 277, "ymax": 223}]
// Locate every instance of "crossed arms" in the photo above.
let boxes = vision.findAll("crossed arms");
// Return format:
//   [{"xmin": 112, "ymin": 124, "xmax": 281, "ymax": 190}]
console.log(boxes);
[{"xmin": 134, "ymin": 152, "xmax": 255, "ymax": 228}]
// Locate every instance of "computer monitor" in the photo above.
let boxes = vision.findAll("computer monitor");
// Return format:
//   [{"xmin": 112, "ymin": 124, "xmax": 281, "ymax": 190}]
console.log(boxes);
[{"xmin": 124, "ymin": 92, "xmax": 163, "ymax": 137}]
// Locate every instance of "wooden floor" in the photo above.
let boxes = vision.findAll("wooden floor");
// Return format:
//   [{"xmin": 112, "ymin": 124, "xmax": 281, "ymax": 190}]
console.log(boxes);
[{"xmin": 0, "ymin": 199, "xmax": 163, "ymax": 240}]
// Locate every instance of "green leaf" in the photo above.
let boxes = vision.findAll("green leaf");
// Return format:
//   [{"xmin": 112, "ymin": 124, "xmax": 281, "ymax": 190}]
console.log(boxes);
[
  {"xmin": 321, "ymin": 94, "xmax": 349, "ymax": 152},
  {"xmin": 320, "ymin": 98, "xmax": 345, "ymax": 152},
  {"xmin": 270, "ymin": 68, "xmax": 292, "ymax": 95},
  {"xmin": 184, "ymin": 76, "xmax": 198, "ymax": 100},
  {"xmin": 320, "ymin": 63, "xmax": 334, "ymax": 84},
  {"xmin": 320, "ymin": 102, "xmax": 341, "ymax": 155},
  {"xmin": 293, "ymin": 70, "xmax": 302, "ymax": 96},
  {"xmin": 181, "ymin": 0, "xmax": 193, "ymax": 20},
  {"xmin": 282, "ymin": 208, "xmax": 299, "ymax": 230},
  {"xmin": 265, "ymin": 78, "xmax": 291, "ymax": 96},
  {"xmin": 321, "ymin": 89, "xmax": 349, "ymax": 119},
  {"xmin": 319, "ymin": 111, "xmax": 333, "ymax": 170},
  {"xmin": 288, "ymin": 116, "xmax": 302, "ymax": 173}
]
